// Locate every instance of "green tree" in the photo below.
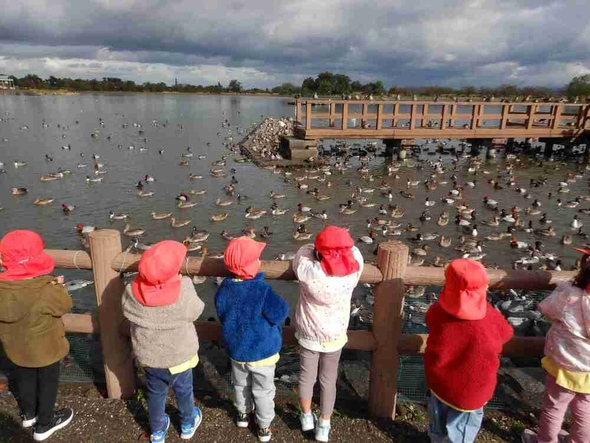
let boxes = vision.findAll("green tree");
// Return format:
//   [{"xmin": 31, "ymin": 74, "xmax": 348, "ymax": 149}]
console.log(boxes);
[
  {"xmin": 350, "ymin": 81, "xmax": 363, "ymax": 92},
  {"xmin": 566, "ymin": 75, "xmax": 590, "ymax": 99},
  {"xmin": 228, "ymin": 79, "xmax": 242, "ymax": 92}
]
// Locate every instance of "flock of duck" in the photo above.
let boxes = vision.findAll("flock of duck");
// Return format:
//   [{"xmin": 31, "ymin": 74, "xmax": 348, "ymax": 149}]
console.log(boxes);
[{"xmin": 3, "ymin": 106, "xmax": 590, "ymax": 338}]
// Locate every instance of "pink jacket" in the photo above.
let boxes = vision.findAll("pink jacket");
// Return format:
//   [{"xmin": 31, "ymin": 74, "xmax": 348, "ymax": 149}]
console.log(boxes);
[
  {"xmin": 540, "ymin": 281, "xmax": 590, "ymax": 373},
  {"xmin": 293, "ymin": 244, "xmax": 364, "ymax": 343}
]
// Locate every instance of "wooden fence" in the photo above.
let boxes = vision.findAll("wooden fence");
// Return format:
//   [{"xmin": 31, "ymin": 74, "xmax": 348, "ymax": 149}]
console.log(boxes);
[
  {"xmin": 52, "ymin": 229, "xmax": 568, "ymax": 419},
  {"xmin": 294, "ymin": 99, "xmax": 590, "ymax": 141}
]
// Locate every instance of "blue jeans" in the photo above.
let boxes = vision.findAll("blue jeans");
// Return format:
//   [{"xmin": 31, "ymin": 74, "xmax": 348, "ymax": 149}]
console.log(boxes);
[
  {"xmin": 428, "ymin": 393, "xmax": 484, "ymax": 443},
  {"xmin": 145, "ymin": 367, "xmax": 196, "ymax": 433}
]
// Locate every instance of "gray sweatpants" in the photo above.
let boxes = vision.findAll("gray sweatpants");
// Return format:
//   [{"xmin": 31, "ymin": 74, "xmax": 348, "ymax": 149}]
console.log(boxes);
[
  {"xmin": 231, "ymin": 361, "xmax": 276, "ymax": 428},
  {"xmin": 298, "ymin": 347, "xmax": 343, "ymax": 417}
]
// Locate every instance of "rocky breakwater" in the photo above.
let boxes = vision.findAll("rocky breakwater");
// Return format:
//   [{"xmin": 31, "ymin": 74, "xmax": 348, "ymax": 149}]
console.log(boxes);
[{"xmin": 240, "ymin": 117, "xmax": 321, "ymax": 168}]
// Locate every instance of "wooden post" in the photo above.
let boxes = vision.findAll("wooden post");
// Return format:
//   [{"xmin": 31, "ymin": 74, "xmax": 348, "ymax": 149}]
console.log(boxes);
[
  {"xmin": 471, "ymin": 104, "xmax": 481, "ymax": 130},
  {"xmin": 440, "ymin": 104, "xmax": 447, "ymax": 130},
  {"xmin": 295, "ymin": 100, "xmax": 302, "ymax": 123},
  {"xmin": 329, "ymin": 102, "xmax": 336, "ymax": 127},
  {"xmin": 392, "ymin": 103, "xmax": 399, "ymax": 128},
  {"xmin": 376, "ymin": 103, "xmax": 383, "ymax": 130},
  {"xmin": 368, "ymin": 241, "xmax": 409, "ymax": 419},
  {"xmin": 306, "ymin": 102, "xmax": 312, "ymax": 130},
  {"xmin": 552, "ymin": 104, "xmax": 562, "ymax": 130},
  {"xmin": 88, "ymin": 230, "xmax": 136, "ymax": 399},
  {"xmin": 449, "ymin": 104, "xmax": 455, "ymax": 128},
  {"xmin": 409, "ymin": 104, "xmax": 416, "ymax": 130},
  {"xmin": 342, "ymin": 102, "xmax": 348, "ymax": 130},
  {"xmin": 527, "ymin": 105, "xmax": 535, "ymax": 130},
  {"xmin": 422, "ymin": 104, "xmax": 428, "ymax": 128},
  {"xmin": 500, "ymin": 104, "xmax": 509, "ymax": 129}
]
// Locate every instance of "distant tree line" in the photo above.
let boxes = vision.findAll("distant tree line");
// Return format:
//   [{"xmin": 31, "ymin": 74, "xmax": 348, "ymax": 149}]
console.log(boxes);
[{"xmin": 7, "ymin": 72, "xmax": 590, "ymax": 100}]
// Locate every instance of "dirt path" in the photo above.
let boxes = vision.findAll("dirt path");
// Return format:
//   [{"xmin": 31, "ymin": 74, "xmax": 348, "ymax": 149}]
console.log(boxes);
[{"xmin": 0, "ymin": 382, "xmax": 541, "ymax": 443}]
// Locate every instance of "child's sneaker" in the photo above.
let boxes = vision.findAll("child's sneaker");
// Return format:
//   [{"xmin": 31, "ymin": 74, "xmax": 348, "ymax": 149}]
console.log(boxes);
[
  {"xmin": 33, "ymin": 408, "xmax": 74, "ymax": 441},
  {"xmin": 181, "ymin": 407, "xmax": 202, "ymax": 440},
  {"xmin": 150, "ymin": 415, "xmax": 170, "ymax": 443},
  {"xmin": 21, "ymin": 414, "xmax": 37, "ymax": 429},
  {"xmin": 300, "ymin": 412, "xmax": 315, "ymax": 432},
  {"xmin": 315, "ymin": 419, "xmax": 331, "ymax": 442},
  {"xmin": 522, "ymin": 428, "xmax": 569, "ymax": 443},
  {"xmin": 236, "ymin": 412, "xmax": 249, "ymax": 428},
  {"xmin": 258, "ymin": 426, "xmax": 272, "ymax": 442}
]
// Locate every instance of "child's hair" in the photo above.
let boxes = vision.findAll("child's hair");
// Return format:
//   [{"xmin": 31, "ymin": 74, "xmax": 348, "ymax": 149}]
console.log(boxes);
[{"xmin": 573, "ymin": 261, "xmax": 590, "ymax": 292}]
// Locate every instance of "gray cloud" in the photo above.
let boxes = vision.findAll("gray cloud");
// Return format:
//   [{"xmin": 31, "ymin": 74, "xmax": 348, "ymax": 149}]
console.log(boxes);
[{"xmin": 0, "ymin": 0, "xmax": 589, "ymax": 88}]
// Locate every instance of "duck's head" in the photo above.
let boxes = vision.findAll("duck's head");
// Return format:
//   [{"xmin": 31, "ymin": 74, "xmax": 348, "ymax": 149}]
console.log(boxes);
[
  {"xmin": 76, "ymin": 223, "xmax": 84, "ymax": 232},
  {"xmin": 245, "ymin": 206, "xmax": 252, "ymax": 213}
]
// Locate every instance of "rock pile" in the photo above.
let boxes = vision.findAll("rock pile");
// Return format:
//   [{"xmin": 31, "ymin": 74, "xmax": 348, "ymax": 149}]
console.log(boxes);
[{"xmin": 244, "ymin": 117, "xmax": 294, "ymax": 160}]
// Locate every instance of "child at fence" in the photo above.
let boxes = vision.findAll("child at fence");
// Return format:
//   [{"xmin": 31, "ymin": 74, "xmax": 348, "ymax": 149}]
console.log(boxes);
[
  {"xmin": 0, "ymin": 229, "xmax": 74, "ymax": 441},
  {"xmin": 122, "ymin": 240, "xmax": 204, "ymax": 443},
  {"xmin": 293, "ymin": 225, "xmax": 364, "ymax": 442},
  {"xmin": 425, "ymin": 258, "xmax": 513, "ymax": 443},
  {"xmin": 521, "ymin": 257, "xmax": 590, "ymax": 443},
  {"xmin": 215, "ymin": 237, "xmax": 289, "ymax": 443}
]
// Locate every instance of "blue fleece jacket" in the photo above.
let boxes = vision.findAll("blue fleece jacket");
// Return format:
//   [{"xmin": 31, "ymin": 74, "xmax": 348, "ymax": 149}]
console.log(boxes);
[{"xmin": 215, "ymin": 273, "xmax": 289, "ymax": 362}]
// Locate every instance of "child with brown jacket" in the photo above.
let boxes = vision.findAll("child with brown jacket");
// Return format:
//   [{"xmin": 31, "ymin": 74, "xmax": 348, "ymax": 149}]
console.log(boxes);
[{"xmin": 0, "ymin": 230, "xmax": 74, "ymax": 441}]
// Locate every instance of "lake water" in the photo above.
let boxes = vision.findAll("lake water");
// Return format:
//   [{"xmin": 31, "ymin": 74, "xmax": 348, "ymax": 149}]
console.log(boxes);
[{"xmin": 0, "ymin": 93, "xmax": 588, "ymax": 320}]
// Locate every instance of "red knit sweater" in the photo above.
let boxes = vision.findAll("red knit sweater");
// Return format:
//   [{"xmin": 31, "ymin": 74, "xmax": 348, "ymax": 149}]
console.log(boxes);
[{"xmin": 425, "ymin": 302, "xmax": 513, "ymax": 411}]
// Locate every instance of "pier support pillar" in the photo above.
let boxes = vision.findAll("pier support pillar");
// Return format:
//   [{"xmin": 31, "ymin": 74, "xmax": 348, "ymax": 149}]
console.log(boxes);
[
  {"xmin": 88, "ymin": 230, "xmax": 136, "ymax": 399},
  {"xmin": 467, "ymin": 138, "xmax": 492, "ymax": 157},
  {"xmin": 383, "ymin": 139, "xmax": 402, "ymax": 158},
  {"xmin": 539, "ymin": 138, "xmax": 561, "ymax": 159},
  {"xmin": 368, "ymin": 242, "xmax": 409, "ymax": 419},
  {"xmin": 279, "ymin": 136, "xmax": 318, "ymax": 162}
]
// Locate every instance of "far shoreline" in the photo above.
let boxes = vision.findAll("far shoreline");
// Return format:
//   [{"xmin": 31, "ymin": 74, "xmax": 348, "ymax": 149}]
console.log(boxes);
[{"xmin": 0, "ymin": 89, "xmax": 295, "ymax": 99}]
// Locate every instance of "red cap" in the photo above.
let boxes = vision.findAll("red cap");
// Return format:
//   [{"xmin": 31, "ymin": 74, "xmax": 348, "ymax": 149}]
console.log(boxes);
[
  {"xmin": 0, "ymin": 230, "xmax": 55, "ymax": 281},
  {"xmin": 224, "ymin": 237, "xmax": 266, "ymax": 280},
  {"xmin": 439, "ymin": 259, "xmax": 488, "ymax": 320},
  {"xmin": 314, "ymin": 226, "xmax": 360, "ymax": 276},
  {"xmin": 131, "ymin": 240, "xmax": 186, "ymax": 306}
]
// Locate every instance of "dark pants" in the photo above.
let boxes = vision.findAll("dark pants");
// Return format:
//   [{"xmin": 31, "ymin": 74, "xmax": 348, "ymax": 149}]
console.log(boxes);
[
  {"xmin": 12, "ymin": 361, "xmax": 61, "ymax": 427},
  {"xmin": 145, "ymin": 367, "xmax": 196, "ymax": 433}
]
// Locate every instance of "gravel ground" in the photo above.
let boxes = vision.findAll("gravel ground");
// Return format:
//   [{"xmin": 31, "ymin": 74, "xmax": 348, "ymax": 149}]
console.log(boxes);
[{"xmin": 0, "ymin": 380, "xmax": 547, "ymax": 443}]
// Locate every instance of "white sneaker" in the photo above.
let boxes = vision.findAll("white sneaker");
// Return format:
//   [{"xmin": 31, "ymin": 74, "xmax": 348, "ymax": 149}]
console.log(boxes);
[
  {"xmin": 300, "ymin": 412, "xmax": 315, "ymax": 432},
  {"xmin": 315, "ymin": 420, "xmax": 330, "ymax": 442},
  {"xmin": 521, "ymin": 429, "xmax": 536, "ymax": 443}
]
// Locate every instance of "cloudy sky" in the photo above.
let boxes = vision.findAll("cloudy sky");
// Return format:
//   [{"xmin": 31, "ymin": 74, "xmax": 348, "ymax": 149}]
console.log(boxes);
[{"xmin": 0, "ymin": 0, "xmax": 589, "ymax": 88}]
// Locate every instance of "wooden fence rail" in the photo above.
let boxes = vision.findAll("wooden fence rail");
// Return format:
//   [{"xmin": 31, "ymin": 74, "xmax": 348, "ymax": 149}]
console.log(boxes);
[{"xmin": 48, "ymin": 231, "xmax": 556, "ymax": 419}]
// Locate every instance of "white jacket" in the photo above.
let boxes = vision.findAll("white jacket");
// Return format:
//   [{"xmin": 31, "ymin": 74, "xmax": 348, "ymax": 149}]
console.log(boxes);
[
  {"xmin": 540, "ymin": 281, "xmax": 590, "ymax": 373},
  {"xmin": 293, "ymin": 244, "xmax": 364, "ymax": 344}
]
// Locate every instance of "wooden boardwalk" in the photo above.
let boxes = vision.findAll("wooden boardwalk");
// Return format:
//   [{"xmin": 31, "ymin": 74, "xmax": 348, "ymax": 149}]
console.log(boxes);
[{"xmin": 294, "ymin": 99, "xmax": 590, "ymax": 141}]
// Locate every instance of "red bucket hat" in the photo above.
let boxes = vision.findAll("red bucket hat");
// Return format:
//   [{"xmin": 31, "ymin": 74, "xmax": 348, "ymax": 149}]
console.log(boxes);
[
  {"xmin": 224, "ymin": 237, "xmax": 266, "ymax": 280},
  {"xmin": 439, "ymin": 259, "xmax": 488, "ymax": 320},
  {"xmin": 314, "ymin": 226, "xmax": 360, "ymax": 277},
  {"xmin": 0, "ymin": 230, "xmax": 55, "ymax": 281},
  {"xmin": 131, "ymin": 240, "xmax": 186, "ymax": 307}
]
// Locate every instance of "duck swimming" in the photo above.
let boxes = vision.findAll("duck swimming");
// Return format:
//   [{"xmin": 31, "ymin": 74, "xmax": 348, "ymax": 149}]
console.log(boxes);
[
  {"xmin": 171, "ymin": 217, "xmax": 191, "ymax": 228},
  {"xmin": 245, "ymin": 206, "xmax": 267, "ymax": 219},
  {"xmin": 210, "ymin": 213, "xmax": 228, "ymax": 222},
  {"xmin": 151, "ymin": 211, "xmax": 172, "ymax": 220},
  {"xmin": 123, "ymin": 223, "xmax": 145, "ymax": 237},
  {"xmin": 34, "ymin": 198, "xmax": 54, "ymax": 205},
  {"xmin": 109, "ymin": 210, "xmax": 129, "ymax": 220},
  {"xmin": 12, "ymin": 187, "xmax": 28, "ymax": 195}
]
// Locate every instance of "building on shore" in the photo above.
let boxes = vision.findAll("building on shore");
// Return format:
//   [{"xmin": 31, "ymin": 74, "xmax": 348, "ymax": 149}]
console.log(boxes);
[{"xmin": 0, "ymin": 74, "xmax": 16, "ymax": 90}]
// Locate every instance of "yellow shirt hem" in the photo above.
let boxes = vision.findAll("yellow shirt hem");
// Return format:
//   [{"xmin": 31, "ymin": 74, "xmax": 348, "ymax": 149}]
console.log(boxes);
[
  {"xmin": 542, "ymin": 357, "xmax": 590, "ymax": 394},
  {"xmin": 232, "ymin": 353, "xmax": 280, "ymax": 367},
  {"xmin": 169, "ymin": 354, "xmax": 199, "ymax": 375},
  {"xmin": 431, "ymin": 390, "xmax": 478, "ymax": 413}
]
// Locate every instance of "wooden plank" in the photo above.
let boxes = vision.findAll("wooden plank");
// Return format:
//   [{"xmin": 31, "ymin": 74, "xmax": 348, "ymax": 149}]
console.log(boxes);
[
  {"xmin": 376, "ymin": 104, "xmax": 383, "ymax": 130},
  {"xmin": 397, "ymin": 334, "xmax": 544, "ymax": 357},
  {"xmin": 295, "ymin": 100, "xmax": 302, "ymax": 123},
  {"xmin": 63, "ymin": 313, "xmax": 97, "ymax": 334},
  {"xmin": 440, "ymin": 105, "xmax": 447, "ymax": 129},
  {"xmin": 449, "ymin": 104, "xmax": 455, "ymax": 128},
  {"xmin": 342, "ymin": 102, "xmax": 348, "ymax": 130},
  {"xmin": 88, "ymin": 230, "xmax": 136, "ymax": 399},
  {"xmin": 46, "ymin": 249, "xmax": 93, "ymax": 270},
  {"xmin": 422, "ymin": 104, "xmax": 428, "ymax": 128},
  {"xmin": 368, "ymin": 242, "xmax": 409, "ymax": 419},
  {"xmin": 552, "ymin": 104, "xmax": 562, "ymax": 130},
  {"xmin": 404, "ymin": 266, "xmax": 574, "ymax": 289},
  {"xmin": 111, "ymin": 253, "xmax": 384, "ymax": 284},
  {"xmin": 305, "ymin": 103, "xmax": 312, "ymax": 130},
  {"xmin": 471, "ymin": 104, "xmax": 481, "ymax": 130}
]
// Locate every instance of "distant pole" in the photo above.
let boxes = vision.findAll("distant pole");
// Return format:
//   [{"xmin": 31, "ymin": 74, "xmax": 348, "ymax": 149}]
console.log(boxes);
[
  {"xmin": 88, "ymin": 230, "xmax": 136, "ymax": 399},
  {"xmin": 368, "ymin": 241, "xmax": 409, "ymax": 419}
]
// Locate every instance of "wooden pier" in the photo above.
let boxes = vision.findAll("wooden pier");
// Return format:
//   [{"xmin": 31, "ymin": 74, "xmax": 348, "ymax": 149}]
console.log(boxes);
[
  {"xmin": 47, "ymin": 230, "xmax": 569, "ymax": 419},
  {"xmin": 294, "ymin": 99, "xmax": 590, "ymax": 141}
]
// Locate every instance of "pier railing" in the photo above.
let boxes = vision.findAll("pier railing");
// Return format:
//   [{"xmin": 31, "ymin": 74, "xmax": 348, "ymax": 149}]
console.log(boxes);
[
  {"xmin": 52, "ymin": 229, "xmax": 569, "ymax": 419},
  {"xmin": 294, "ymin": 98, "xmax": 590, "ymax": 141}
]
